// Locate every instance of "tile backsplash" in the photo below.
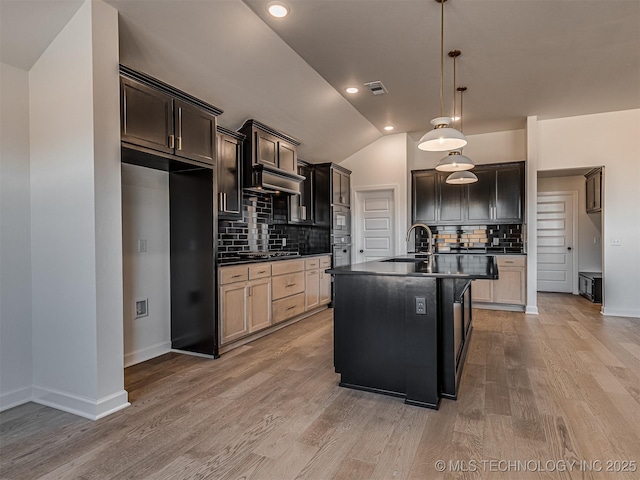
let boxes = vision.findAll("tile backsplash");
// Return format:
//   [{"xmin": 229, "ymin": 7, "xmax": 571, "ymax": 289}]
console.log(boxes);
[
  {"xmin": 415, "ymin": 224, "xmax": 524, "ymax": 253},
  {"xmin": 218, "ymin": 192, "xmax": 296, "ymax": 261},
  {"xmin": 217, "ymin": 192, "xmax": 330, "ymax": 261}
]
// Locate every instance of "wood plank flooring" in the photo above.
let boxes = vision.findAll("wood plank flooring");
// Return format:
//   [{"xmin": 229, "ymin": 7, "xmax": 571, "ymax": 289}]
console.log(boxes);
[{"xmin": 2, "ymin": 293, "xmax": 640, "ymax": 479}]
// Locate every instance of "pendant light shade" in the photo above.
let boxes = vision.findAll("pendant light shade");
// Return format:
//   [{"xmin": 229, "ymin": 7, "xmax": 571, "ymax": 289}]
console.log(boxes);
[
  {"xmin": 446, "ymin": 170, "xmax": 478, "ymax": 184},
  {"xmin": 418, "ymin": 117, "xmax": 467, "ymax": 152},
  {"xmin": 417, "ymin": 0, "xmax": 467, "ymax": 152},
  {"xmin": 436, "ymin": 150, "xmax": 475, "ymax": 171}
]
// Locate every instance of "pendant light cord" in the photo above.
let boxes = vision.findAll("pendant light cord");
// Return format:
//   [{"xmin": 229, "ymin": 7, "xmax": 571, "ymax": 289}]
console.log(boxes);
[
  {"xmin": 453, "ymin": 53, "xmax": 457, "ymax": 126},
  {"xmin": 439, "ymin": 0, "xmax": 444, "ymax": 117}
]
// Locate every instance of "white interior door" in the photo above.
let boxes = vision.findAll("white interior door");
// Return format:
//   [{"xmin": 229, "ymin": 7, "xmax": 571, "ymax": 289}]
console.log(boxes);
[
  {"xmin": 355, "ymin": 189, "xmax": 395, "ymax": 264},
  {"xmin": 537, "ymin": 192, "xmax": 575, "ymax": 293}
]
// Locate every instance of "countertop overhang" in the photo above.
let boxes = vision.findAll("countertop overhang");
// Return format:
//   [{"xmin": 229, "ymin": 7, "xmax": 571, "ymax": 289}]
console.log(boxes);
[{"xmin": 327, "ymin": 254, "xmax": 499, "ymax": 279}]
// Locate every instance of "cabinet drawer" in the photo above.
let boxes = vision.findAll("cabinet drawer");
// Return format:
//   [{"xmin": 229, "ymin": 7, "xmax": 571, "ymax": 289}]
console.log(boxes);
[
  {"xmin": 271, "ymin": 259, "xmax": 305, "ymax": 276},
  {"xmin": 497, "ymin": 256, "xmax": 525, "ymax": 267},
  {"xmin": 305, "ymin": 258, "xmax": 320, "ymax": 270},
  {"xmin": 219, "ymin": 266, "xmax": 249, "ymax": 285},
  {"xmin": 272, "ymin": 271, "xmax": 305, "ymax": 300},
  {"xmin": 272, "ymin": 293, "xmax": 305, "ymax": 323},
  {"xmin": 319, "ymin": 256, "xmax": 332, "ymax": 268},
  {"xmin": 249, "ymin": 264, "xmax": 271, "ymax": 280}
]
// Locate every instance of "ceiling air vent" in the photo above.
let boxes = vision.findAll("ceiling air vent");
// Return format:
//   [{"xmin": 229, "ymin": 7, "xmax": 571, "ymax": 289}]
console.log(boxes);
[{"xmin": 364, "ymin": 81, "xmax": 388, "ymax": 96}]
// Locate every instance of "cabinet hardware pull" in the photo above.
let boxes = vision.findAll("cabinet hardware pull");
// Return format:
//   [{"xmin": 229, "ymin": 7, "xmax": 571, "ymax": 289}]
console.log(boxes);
[
  {"xmin": 286, "ymin": 283, "xmax": 296, "ymax": 287},
  {"xmin": 223, "ymin": 192, "xmax": 228, "ymax": 212},
  {"xmin": 219, "ymin": 192, "xmax": 225, "ymax": 211},
  {"xmin": 258, "ymin": 270, "xmax": 266, "ymax": 274},
  {"xmin": 169, "ymin": 135, "xmax": 175, "ymax": 149},
  {"xmin": 504, "ymin": 261, "xmax": 513, "ymax": 264},
  {"xmin": 177, "ymin": 136, "xmax": 182, "ymax": 151},
  {"xmin": 248, "ymin": 286, "xmax": 252, "ymax": 296},
  {"xmin": 286, "ymin": 306, "xmax": 296, "ymax": 311},
  {"xmin": 232, "ymin": 274, "xmax": 243, "ymax": 278}
]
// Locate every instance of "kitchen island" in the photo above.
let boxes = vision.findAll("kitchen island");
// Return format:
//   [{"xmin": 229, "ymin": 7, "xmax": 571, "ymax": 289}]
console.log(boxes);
[{"xmin": 327, "ymin": 254, "xmax": 498, "ymax": 409}]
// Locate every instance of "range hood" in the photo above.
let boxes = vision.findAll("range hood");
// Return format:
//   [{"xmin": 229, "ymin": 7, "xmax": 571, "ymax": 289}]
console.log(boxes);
[{"xmin": 245, "ymin": 164, "xmax": 305, "ymax": 195}]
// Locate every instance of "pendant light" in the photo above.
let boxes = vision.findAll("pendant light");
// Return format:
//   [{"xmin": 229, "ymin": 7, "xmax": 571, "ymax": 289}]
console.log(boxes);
[
  {"xmin": 436, "ymin": 51, "xmax": 474, "ymax": 172},
  {"xmin": 446, "ymin": 86, "xmax": 477, "ymax": 184},
  {"xmin": 417, "ymin": 0, "xmax": 467, "ymax": 152}
]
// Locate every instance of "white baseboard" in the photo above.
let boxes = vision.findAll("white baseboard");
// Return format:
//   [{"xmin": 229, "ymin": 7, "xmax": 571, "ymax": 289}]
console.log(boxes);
[
  {"xmin": 124, "ymin": 341, "xmax": 171, "ymax": 367},
  {"xmin": 525, "ymin": 305, "xmax": 539, "ymax": 315},
  {"xmin": 601, "ymin": 307, "xmax": 640, "ymax": 319},
  {"xmin": 31, "ymin": 385, "xmax": 130, "ymax": 421},
  {"xmin": 0, "ymin": 386, "xmax": 32, "ymax": 412}
]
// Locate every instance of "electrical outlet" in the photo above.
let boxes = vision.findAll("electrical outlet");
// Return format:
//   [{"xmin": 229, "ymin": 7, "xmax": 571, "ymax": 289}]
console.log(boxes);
[
  {"xmin": 135, "ymin": 299, "xmax": 148, "ymax": 318},
  {"xmin": 138, "ymin": 239, "xmax": 147, "ymax": 253},
  {"xmin": 415, "ymin": 297, "xmax": 426, "ymax": 315},
  {"xmin": 593, "ymin": 237, "xmax": 601, "ymax": 244},
  {"xmin": 611, "ymin": 238, "xmax": 622, "ymax": 246},
  {"xmin": 282, "ymin": 237, "xmax": 287, "ymax": 247}
]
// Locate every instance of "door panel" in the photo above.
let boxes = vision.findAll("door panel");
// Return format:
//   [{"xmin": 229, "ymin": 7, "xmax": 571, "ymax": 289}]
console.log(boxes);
[
  {"xmin": 256, "ymin": 132, "xmax": 278, "ymax": 168},
  {"xmin": 537, "ymin": 193, "xmax": 574, "ymax": 293},
  {"xmin": 278, "ymin": 141, "xmax": 296, "ymax": 173},
  {"xmin": 466, "ymin": 169, "xmax": 495, "ymax": 223},
  {"xmin": 356, "ymin": 189, "xmax": 395, "ymax": 263}
]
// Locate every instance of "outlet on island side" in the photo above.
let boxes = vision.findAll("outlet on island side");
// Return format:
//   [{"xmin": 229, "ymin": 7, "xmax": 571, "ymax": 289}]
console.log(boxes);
[{"xmin": 415, "ymin": 297, "xmax": 426, "ymax": 315}]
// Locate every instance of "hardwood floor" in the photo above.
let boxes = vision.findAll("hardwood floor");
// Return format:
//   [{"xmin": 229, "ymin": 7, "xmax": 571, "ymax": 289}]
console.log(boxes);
[{"xmin": 2, "ymin": 293, "xmax": 639, "ymax": 479}]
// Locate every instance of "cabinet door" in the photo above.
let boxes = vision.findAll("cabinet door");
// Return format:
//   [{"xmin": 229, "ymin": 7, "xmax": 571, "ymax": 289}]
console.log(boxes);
[
  {"xmin": 319, "ymin": 269, "xmax": 332, "ymax": 305},
  {"xmin": 495, "ymin": 165, "xmax": 523, "ymax": 222},
  {"xmin": 332, "ymin": 169, "xmax": 342, "ymax": 205},
  {"xmin": 278, "ymin": 141, "xmax": 296, "ymax": 174},
  {"xmin": 248, "ymin": 279, "xmax": 271, "ymax": 332},
  {"xmin": 466, "ymin": 169, "xmax": 495, "ymax": 223},
  {"xmin": 438, "ymin": 173, "xmax": 464, "ymax": 223},
  {"xmin": 340, "ymin": 172, "xmax": 350, "ymax": 206},
  {"xmin": 217, "ymin": 133, "xmax": 242, "ymax": 218},
  {"xmin": 412, "ymin": 171, "xmax": 437, "ymax": 224},
  {"xmin": 305, "ymin": 269, "xmax": 320, "ymax": 311},
  {"xmin": 174, "ymin": 100, "xmax": 216, "ymax": 165},
  {"xmin": 471, "ymin": 279, "xmax": 493, "ymax": 303},
  {"xmin": 256, "ymin": 131, "xmax": 278, "ymax": 168},
  {"xmin": 120, "ymin": 77, "xmax": 174, "ymax": 154},
  {"xmin": 493, "ymin": 267, "xmax": 525, "ymax": 304},
  {"xmin": 290, "ymin": 164, "xmax": 314, "ymax": 224},
  {"xmin": 219, "ymin": 283, "xmax": 248, "ymax": 344},
  {"xmin": 586, "ymin": 170, "xmax": 601, "ymax": 212}
]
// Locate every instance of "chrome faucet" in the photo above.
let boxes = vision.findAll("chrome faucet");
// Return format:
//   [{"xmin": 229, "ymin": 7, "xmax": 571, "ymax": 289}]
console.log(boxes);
[{"xmin": 406, "ymin": 223, "xmax": 434, "ymax": 255}]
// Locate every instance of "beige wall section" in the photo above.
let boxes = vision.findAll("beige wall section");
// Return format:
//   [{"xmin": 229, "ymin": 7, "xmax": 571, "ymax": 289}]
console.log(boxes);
[
  {"xmin": 537, "ymin": 109, "xmax": 640, "ymax": 317},
  {"xmin": 0, "ymin": 63, "xmax": 33, "ymax": 410},
  {"xmin": 121, "ymin": 164, "xmax": 171, "ymax": 367},
  {"xmin": 28, "ymin": 0, "xmax": 127, "ymax": 419},
  {"xmin": 341, "ymin": 133, "xmax": 409, "ymax": 256},
  {"xmin": 537, "ymin": 176, "xmax": 602, "ymax": 272}
]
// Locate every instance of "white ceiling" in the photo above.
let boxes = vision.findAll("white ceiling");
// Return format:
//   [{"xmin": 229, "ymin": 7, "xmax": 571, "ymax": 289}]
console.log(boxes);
[{"xmin": 2, "ymin": 0, "xmax": 639, "ymax": 162}]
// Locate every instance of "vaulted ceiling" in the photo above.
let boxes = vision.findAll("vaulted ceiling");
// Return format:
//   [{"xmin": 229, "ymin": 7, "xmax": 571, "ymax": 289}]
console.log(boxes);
[{"xmin": 2, "ymin": 0, "xmax": 639, "ymax": 162}]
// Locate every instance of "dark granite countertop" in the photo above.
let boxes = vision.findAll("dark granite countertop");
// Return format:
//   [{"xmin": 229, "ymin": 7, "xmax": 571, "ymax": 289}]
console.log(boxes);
[
  {"xmin": 327, "ymin": 254, "xmax": 499, "ymax": 279},
  {"xmin": 218, "ymin": 252, "xmax": 331, "ymax": 266},
  {"xmin": 423, "ymin": 248, "xmax": 525, "ymax": 256}
]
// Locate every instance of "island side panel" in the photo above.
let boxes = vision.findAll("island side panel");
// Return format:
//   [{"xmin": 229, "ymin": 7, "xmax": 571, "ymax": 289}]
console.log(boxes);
[
  {"xmin": 333, "ymin": 274, "xmax": 440, "ymax": 408},
  {"xmin": 333, "ymin": 274, "xmax": 408, "ymax": 396},
  {"xmin": 403, "ymin": 277, "xmax": 439, "ymax": 409}
]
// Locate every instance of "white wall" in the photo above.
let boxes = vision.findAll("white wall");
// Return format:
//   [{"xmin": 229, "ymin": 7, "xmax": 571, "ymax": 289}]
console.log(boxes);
[
  {"xmin": 28, "ymin": 0, "xmax": 128, "ymax": 419},
  {"xmin": 537, "ymin": 110, "xmax": 640, "ymax": 317},
  {"xmin": 121, "ymin": 164, "xmax": 171, "ymax": 367},
  {"xmin": 0, "ymin": 63, "xmax": 33, "ymax": 409},
  {"xmin": 341, "ymin": 133, "xmax": 409, "ymax": 257},
  {"xmin": 537, "ymin": 175, "xmax": 602, "ymax": 272}
]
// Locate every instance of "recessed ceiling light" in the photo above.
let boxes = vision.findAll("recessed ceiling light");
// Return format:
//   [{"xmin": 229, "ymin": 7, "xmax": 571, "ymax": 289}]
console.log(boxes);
[
  {"xmin": 267, "ymin": 2, "xmax": 289, "ymax": 17},
  {"xmin": 345, "ymin": 86, "xmax": 359, "ymax": 94},
  {"xmin": 384, "ymin": 125, "xmax": 394, "ymax": 131}
]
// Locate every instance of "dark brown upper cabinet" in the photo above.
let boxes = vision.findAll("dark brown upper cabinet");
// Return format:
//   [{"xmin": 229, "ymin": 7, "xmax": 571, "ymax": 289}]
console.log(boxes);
[
  {"xmin": 119, "ymin": 66, "xmax": 222, "ymax": 169},
  {"xmin": 412, "ymin": 161, "xmax": 525, "ymax": 226},
  {"xmin": 585, "ymin": 167, "xmax": 602, "ymax": 213},
  {"xmin": 289, "ymin": 161, "xmax": 314, "ymax": 224},
  {"xmin": 332, "ymin": 168, "xmax": 350, "ymax": 206},
  {"xmin": 240, "ymin": 120, "xmax": 299, "ymax": 175},
  {"xmin": 217, "ymin": 126, "xmax": 244, "ymax": 220}
]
